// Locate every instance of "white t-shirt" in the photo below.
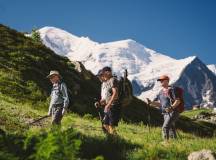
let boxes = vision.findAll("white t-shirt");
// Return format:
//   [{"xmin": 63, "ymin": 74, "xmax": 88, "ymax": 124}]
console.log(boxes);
[{"xmin": 101, "ymin": 77, "xmax": 118, "ymax": 104}]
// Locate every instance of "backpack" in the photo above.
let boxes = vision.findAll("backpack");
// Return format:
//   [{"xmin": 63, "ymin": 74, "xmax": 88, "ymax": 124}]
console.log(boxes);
[
  {"xmin": 168, "ymin": 86, "xmax": 184, "ymax": 113},
  {"xmin": 117, "ymin": 77, "xmax": 126, "ymax": 101},
  {"xmin": 116, "ymin": 69, "xmax": 133, "ymax": 106}
]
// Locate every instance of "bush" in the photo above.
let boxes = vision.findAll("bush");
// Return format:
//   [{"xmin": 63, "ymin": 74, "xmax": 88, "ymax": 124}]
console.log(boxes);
[{"xmin": 25, "ymin": 127, "xmax": 81, "ymax": 160}]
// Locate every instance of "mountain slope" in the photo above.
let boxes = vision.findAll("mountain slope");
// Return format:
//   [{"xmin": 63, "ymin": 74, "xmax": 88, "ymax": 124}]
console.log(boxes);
[
  {"xmin": 39, "ymin": 27, "xmax": 216, "ymax": 108},
  {"xmin": 39, "ymin": 27, "xmax": 174, "ymax": 76},
  {"xmin": 0, "ymin": 24, "xmax": 101, "ymax": 115},
  {"xmin": 0, "ymin": 24, "xmax": 164, "ymax": 124}
]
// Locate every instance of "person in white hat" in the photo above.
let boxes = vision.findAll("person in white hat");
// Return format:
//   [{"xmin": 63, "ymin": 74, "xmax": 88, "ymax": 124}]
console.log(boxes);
[{"xmin": 47, "ymin": 70, "xmax": 69, "ymax": 125}]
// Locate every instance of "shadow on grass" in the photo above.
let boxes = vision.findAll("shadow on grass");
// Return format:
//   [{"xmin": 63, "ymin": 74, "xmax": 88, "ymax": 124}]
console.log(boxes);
[
  {"xmin": 0, "ymin": 128, "xmax": 26, "ymax": 159},
  {"xmin": 78, "ymin": 134, "xmax": 140, "ymax": 160}
]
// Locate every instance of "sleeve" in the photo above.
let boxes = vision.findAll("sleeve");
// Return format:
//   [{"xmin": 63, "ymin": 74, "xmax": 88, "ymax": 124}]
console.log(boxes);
[
  {"xmin": 112, "ymin": 78, "xmax": 118, "ymax": 89},
  {"xmin": 61, "ymin": 83, "xmax": 70, "ymax": 109},
  {"xmin": 48, "ymin": 103, "xmax": 53, "ymax": 114}
]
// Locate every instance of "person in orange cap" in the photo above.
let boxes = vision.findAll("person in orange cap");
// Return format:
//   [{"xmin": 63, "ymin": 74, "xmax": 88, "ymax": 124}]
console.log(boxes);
[{"xmin": 147, "ymin": 75, "xmax": 181, "ymax": 141}]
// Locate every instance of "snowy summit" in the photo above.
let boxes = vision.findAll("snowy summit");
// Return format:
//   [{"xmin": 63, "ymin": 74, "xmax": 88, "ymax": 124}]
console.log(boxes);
[{"xmin": 39, "ymin": 27, "xmax": 216, "ymax": 108}]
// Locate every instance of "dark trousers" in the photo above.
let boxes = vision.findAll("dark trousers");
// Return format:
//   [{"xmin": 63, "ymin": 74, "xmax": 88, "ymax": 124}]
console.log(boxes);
[
  {"xmin": 162, "ymin": 111, "xmax": 179, "ymax": 140},
  {"xmin": 52, "ymin": 104, "xmax": 63, "ymax": 125},
  {"xmin": 103, "ymin": 103, "xmax": 121, "ymax": 127}
]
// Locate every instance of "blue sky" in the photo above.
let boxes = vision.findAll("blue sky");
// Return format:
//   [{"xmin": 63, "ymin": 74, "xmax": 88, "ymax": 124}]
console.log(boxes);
[{"xmin": 0, "ymin": 0, "xmax": 215, "ymax": 64}]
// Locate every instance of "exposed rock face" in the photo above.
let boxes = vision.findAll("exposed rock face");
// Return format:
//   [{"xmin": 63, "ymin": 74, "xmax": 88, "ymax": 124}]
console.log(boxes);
[
  {"xmin": 193, "ymin": 111, "xmax": 216, "ymax": 124},
  {"xmin": 71, "ymin": 61, "xmax": 93, "ymax": 80},
  {"xmin": 174, "ymin": 57, "xmax": 216, "ymax": 109}
]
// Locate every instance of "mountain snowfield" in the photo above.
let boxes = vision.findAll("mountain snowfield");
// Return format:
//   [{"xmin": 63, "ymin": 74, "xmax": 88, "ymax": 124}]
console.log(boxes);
[
  {"xmin": 208, "ymin": 64, "xmax": 216, "ymax": 75},
  {"xmin": 39, "ymin": 27, "xmax": 216, "ymax": 108}
]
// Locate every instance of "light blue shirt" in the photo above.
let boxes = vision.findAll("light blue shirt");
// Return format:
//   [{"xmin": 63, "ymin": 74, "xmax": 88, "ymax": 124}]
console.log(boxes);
[{"xmin": 48, "ymin": 82, "xmax": 69, "ymax": 114}]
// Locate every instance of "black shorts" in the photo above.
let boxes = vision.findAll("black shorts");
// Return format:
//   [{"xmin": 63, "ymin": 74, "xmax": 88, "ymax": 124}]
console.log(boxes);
[{"xmin": 103, "ymin": 103, "xmax": 121, "ymax": 126}]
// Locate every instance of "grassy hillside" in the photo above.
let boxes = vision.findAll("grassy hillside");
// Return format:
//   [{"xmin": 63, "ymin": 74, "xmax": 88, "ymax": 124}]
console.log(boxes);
[
  {"xmin": 0, "ymin": 24, "xmax": 102, "ymax": 115},
  {"xmin": 1, "ymin": 94, "xmax": 216, "ymax": 160}
]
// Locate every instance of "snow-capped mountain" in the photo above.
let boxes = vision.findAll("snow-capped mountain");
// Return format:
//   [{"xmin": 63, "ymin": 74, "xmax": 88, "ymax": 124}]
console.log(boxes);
[
  {"xmin": 208, "ymin": 64, "xmax": 216, "ymax": 75},
  {"xmin": 39, "ymin": 27, "xmax": 216, "ymax": 108}
]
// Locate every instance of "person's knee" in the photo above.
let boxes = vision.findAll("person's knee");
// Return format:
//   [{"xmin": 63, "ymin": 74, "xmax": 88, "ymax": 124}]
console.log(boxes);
[
  {"xmin": 163, "ymin": 118, "xmax": 173, "ymax": 129},
  {"xmin": 52, "ymin": 115, "xmax": 62, "ymax": 125},
  {"xmin": 162, "ymin": 122, "xmax": 170, "ymax": 129}
]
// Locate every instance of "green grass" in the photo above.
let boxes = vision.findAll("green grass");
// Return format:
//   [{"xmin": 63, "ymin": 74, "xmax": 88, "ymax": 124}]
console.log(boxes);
[
  {"xmin": 1, "ymin": 94, "xmax": 216, "ymax": 160},
  {"xmin": 182, "ymin": 108, "xmax": 212, "ymax": 118},
  {"xmin": 0, "ymin": 94, "xmax": 45, "ymax": 133},
  {"xmin": 61, "ymin": 114, "xmax": 216, "ymax": 160}
]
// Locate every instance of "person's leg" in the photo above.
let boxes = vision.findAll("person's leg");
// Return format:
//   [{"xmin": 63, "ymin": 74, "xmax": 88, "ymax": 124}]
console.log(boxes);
[
  {"xmin": 109, "ymin": 106, "xmax": 120, "ymax": 135},
  {"xmin": 52, "ymin": 106, "xmax": 63, "ymax": 125},
  {"xmin": 169, "ymin": 124, "xmax": 177, "ymax": 139},
  {"xmin": 103, "ymin": 112, "xmax": 110, "ymax": 133},
  {"xmin": 169, "ymin": 112, "xmax": 179, "ymax": 139},
  {"xmin": 162, "ymin": 114, "xmax": 170, "ymax": 140}
]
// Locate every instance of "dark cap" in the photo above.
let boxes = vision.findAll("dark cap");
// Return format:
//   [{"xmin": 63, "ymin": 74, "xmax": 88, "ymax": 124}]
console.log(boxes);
[
  {"xmin": 157, "ymin": 75, "xmax": 170, "ymax": 81},
  {"xmin": 102, "ymin": 66, "xmax": 112, "ymax": 72},
  {"xmin": 96, "ymin": 69, "xmax": 104, "ymax": 76}
]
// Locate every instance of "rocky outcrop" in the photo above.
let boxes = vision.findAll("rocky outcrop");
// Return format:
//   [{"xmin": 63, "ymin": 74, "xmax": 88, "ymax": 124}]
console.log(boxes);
[
  {"xmin": 193, "ymin": 111, "xmax": 216, "ymax": 124},
  {"xmin": 188, "ymin": 149, "xmax": 215, "ymax": 160}
]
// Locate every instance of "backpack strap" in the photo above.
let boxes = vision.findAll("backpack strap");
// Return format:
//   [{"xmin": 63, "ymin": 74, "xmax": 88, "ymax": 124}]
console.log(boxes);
[
  {"xmin": 168, "ymin": 86, "xmax": 176, "ymax": 105},
  {"xmin": 57, "ymin": 81, "xmax": 64, "ymax": 97}
]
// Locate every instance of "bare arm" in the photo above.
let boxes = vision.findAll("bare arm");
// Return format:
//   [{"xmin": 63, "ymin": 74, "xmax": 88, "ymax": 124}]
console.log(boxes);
[
  {"xmin": 106, "ymin": 87, "xmax": 118, "ymax": 108},
  {"xmin": 171, "ymin": 99, "xmax": 181, "ymax": 109},
  {"xmin": 147, "ymin": 98, "xmax": 161, "ymax": 108}
]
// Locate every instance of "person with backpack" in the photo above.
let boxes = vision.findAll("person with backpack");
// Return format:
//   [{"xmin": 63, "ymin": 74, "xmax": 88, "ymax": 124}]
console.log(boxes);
[
  {"xmin": 47, "ymin": 70, "xmax": 69, "ymax": 125},
  {"xmin": 97, "ymin": 67, "xmax": 121, "ymax": 135},
  {"xmin": 147, "ymin": 75, "xmax": 184, "ymax": 140}
]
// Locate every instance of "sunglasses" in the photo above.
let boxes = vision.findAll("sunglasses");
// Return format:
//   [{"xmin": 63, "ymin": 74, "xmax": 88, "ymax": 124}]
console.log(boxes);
[{"xmin": 159, "ymin": 79, "xmax": 168, "ymax": 82}]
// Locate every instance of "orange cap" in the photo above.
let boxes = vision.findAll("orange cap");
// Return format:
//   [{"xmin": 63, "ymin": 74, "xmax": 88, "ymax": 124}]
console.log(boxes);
[{"xmin": 157, "ymin": 75, "xmax": 170, "ymax": 81}]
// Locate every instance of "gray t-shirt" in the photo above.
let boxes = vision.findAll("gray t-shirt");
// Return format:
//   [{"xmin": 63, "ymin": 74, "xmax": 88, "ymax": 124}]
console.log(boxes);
[
  {"xmin": 101, "ymin": 77, "xmax": 118, "ymax": 104},
  {"xmin": 154, "ymin": 87, "xmax": 179, "ymax": 113}
]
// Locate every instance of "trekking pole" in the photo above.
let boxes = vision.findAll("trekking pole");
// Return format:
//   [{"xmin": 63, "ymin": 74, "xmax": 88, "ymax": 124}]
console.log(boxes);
[
  {"xmin": 146, "ymin": 98, "xmax": 152, "ymax": 133},
  {"xmin": 28, "ymin": 115, "xmax": 50, "ymax": 125},
  {"xmin": 94, "ymin": 99, "xmax": 108, "ymax": 134},
  {"xmin": 167, "ymin": 112, "xmax": 182, "ymax": 140}
]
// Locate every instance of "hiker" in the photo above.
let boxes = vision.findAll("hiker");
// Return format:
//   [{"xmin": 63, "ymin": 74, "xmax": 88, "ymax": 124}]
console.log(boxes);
[
  {"xmin": 97, "ymin": 67, "xmax": 121, "ymax": 135},
  {"xmin": 147, "ymin": 75, "xmax": 181, "ymax": 140},
  {"xmin": 94, "ymin": 69, "xmax": 108, "ymax": 133},
  {"xmin": 47, "ymin": 70, "xmax": 69, "ymax": 125}
]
